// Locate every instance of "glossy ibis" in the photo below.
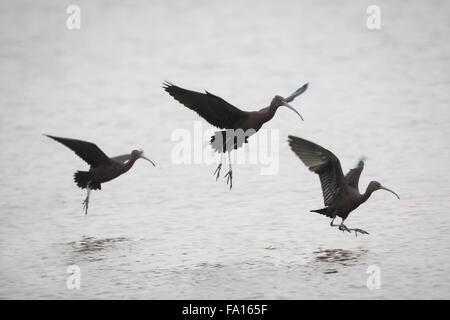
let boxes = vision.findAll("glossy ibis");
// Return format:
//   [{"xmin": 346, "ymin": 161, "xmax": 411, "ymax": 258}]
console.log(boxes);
[
  {"xmin": 45, "ymin": 135, "xmax": 155, "ymax": 214},
  {"xmin": 163, "ymin": 82, "xmax": 308, "ymax": 189},
  {"xmin": 288, "ymin": 135, "xmax": 399, "ymax": 236}
]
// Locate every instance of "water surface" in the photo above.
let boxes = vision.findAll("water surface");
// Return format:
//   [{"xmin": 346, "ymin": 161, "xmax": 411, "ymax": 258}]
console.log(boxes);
[{"xmin": 0, "ymin": 0, "xmax": 449, "ymax": 299}]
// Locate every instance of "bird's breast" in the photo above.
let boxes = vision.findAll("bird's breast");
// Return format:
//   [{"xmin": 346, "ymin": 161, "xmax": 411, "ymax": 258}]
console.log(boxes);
[
  {"xmin": 234, "ymin": 113, "xmax": 266, "ymax": 133},
  {"xmin": 335, "ymin": 191, "xmax": 363, "ymax": 216},
  {"xmin": 92, "ymin": 163, "xmax": 126, "ymax": 183}
]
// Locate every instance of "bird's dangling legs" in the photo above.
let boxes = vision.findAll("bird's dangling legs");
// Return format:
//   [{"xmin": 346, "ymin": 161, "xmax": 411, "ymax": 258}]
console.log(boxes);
[
  {"xmin": 82, "ymin": 184, "xmax": 91, "ymax": 215},
  {"xmin": 331, "ymin": 218, "xmax": 369, "ymax": 236},
  {"xmin": 213, "ymin": 153, "xmax": 224, "ymax": 181},
  {"xmin": 330, "ymin": 218, "xmax": 350, "ymax": 233},
  {"xmin": 348, "ymin": 228, "xmax": 370, "ymax": 237},
  {"xmin": 224, "ymin": 151, "xmax": 233, "ymax": 190}
]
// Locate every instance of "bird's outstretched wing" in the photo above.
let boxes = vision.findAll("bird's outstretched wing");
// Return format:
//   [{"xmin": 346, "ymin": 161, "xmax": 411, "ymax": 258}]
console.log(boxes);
[
  {"xmin": 285, "ymin": 83, "xmax": 308, "ymax": 103},
  {"xmin": 344, "ymin": 158, "xmax": 365, "ymax": 191},
  {"xmin": 163, "ymin": 82, "xmax": 248, "ymax": 129},
  {"xmin": 288, "ymin": 135, "xmax": 345, "ymax": 206},
  {"xmin": 45, "ymin": 135, "xmax": 111, "ymax": 167}
]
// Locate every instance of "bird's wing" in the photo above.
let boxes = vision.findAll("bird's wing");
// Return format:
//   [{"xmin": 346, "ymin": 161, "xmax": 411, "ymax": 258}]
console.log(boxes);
[
  {"xmin": 344, "ymin": 158, "xmax": 365, "ymax": 190},
  {"xmin": 163, "ymin": 82, "xmax": 248, "ymax": 129},
  {"xmin": 288, "ymin": 135, "xmax": 346, "ymax": 207},
  {"xmin": 285, "ymin": 83, "xmax": 308, "ymax": 103},
  {"xmin": 46, "ymin": 135, "xmax": 112, "ymax": 167}
]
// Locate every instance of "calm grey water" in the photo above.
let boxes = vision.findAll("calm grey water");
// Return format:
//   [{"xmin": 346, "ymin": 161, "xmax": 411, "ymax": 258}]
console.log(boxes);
[{"xmin": 0, "ymin": 0, "xmax": 449, "ymax": 299}]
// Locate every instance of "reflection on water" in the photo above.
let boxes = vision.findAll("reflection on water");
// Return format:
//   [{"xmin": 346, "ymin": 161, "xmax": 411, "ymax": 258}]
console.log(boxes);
[
  {"xmin": 196, "ymin": 262, "xmax": 224, "ymax": 269},
  {"xmin": 313, "ymin": 248, "xmax": 369, "ymax": 274},
  {"xmin": 0, "ymin": 0, "xmax": 449, "ymax": 299},
  {"xmin": 69, "ymin": 236, "xmax": 129, "ymax": 254},
  {"xmin": 314, "ymin": 248, "xmax": 368, "ymax": 265},
  {"xmin": 65, "ymin": 236, "xmax": 130, "ymax": 263}
]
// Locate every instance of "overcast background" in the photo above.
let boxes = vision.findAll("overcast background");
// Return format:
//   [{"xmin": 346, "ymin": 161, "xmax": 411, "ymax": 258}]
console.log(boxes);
[{"xmin": 0, "ymin": 0, "xmax": 449, "ymax": 299}]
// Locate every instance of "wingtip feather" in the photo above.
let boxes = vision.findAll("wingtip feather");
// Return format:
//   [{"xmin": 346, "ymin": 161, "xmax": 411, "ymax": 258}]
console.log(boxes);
[
  {"xmin": 44, "ymin": 134, "xmax": 57, "ymax": 140},
  {"xmin": 162, "ymin": 81, "xmax": 174, "ymax": 90}
]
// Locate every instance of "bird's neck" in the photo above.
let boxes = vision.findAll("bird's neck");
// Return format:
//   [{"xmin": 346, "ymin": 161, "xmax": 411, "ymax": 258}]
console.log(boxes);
[
  {"xmin": 361, "ymin": 187, "xmax": 374, "ymax": 203},
  {"xmin": 262, "ymin": 105, "xmax": 277, "ymax": 122},
  {"xmin": 122, "ymin": 157, "xmax": 138, "ymax": 173}
]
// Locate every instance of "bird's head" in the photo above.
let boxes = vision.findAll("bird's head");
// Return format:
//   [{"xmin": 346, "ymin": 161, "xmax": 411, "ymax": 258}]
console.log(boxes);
[
  {"xmin": 270, "ymin": 95, "xmax": 304, "ymax": 121},
  {"xmin": 366, "ymin": 181, "xmax": 400, "ymax": 199},
  {"xmin": 131, "ymin": 149, "xmax": 156, "ymax": 166}
]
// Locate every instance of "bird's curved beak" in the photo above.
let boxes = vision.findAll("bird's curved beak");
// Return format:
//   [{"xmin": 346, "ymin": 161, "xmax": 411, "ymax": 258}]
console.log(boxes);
[
  {"xmin": 282, "ymin": 101, "xmax": 304, "ymax": 121},
  {"xmin": 140, "ymin": 154, "xmax": 156, "ymax": 167},
  {"xmin": 380, "ymin": 186, "xmax": 400, "ymax": 199}
]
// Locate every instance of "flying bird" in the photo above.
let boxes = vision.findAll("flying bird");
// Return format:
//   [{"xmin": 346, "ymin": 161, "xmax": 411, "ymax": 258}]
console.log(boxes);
[
  {"xmin": 164, "ymin": 82, "xmax": 308, "ymax": 189},
  {"xmin": 45, "ymin": 135, "xmax": 155, "ymax": 214},
  {"xmin": 288, "ymin": 135, "xmax": 399, "ymax": 236}
]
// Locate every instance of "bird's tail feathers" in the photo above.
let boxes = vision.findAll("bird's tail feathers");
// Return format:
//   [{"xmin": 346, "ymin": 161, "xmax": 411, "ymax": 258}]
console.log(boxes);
[
  {"xmin": 74, "ymin": 171, "xmax": 101, "ymax": 190},
  {"xmin": 210, "ymin": 130, "xmax": 249, "ymax": 153},
  {"xmin": 310, "ymin": 207, "xmax": 333, "ymax": 218}
]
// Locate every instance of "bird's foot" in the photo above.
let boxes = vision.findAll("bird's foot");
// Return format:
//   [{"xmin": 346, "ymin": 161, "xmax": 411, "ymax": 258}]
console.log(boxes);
[
  {"xmin": 338, "ymin": 224, "xmax": 351, "ymax": 233},
  {"xmin": 82, "ymin": 197, "xmax": 89, "ymax": 215},
  {"xmin": 349, "ymin": 228, "xmax": 370, "ymax": 237},
  {"xmin": 213, "ymin": 163, "xmax": 222, "ymax": 181},
  {"xmin": 224, "ymin": 170, "xmax": 233, "ymax": 190}
]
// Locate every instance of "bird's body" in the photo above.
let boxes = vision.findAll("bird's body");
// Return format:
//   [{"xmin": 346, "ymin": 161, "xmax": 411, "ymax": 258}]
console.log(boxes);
[
  {"xmin": 46, "ymin": 135, "xmax": 155, "ymax": 214},
  {"xmin": 208, "ymin": 107, "xmax": 279, "ymax": 153},
  {"xmin": 288, "ymin": 135, "xmax": 399, "ymax": 235},
  {"xmin": 312, "ymin": 188, "xmax": 368, "ymax": 221},
  {"xmin": 241, "ymin": 107, "xmax": 278, "ymax": 132},
  {"xmin": 74, "ymin": 156, "xmax": 137, "ymax": 190},
  {"xmin": 311, "ymin": 159, "xmax": 366, "ymax": 220},
  {"xmin": 164, "ymin": 82, "xmax": 308, "ymax": 188}
]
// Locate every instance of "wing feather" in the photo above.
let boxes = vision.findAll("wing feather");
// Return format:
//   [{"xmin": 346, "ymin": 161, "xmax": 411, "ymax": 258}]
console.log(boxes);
[
  {"xmin": 344, "ymin": 158, "xmax": 365, "ymax": 191},
  {"xmin": 163, "ymin": 82, "xmax": 248, "ymax": 129},
  {"xmin": 288, "ymin": 135, "xmax": 346, "ymax": 206},
  {"xmin": 46, "ymin": 135, "xmax": 111, "ymax": 167}
]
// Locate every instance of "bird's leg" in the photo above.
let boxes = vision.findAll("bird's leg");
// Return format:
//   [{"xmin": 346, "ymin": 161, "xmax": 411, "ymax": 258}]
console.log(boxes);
[
  {"xmin": 224, "ymin": 151, "xmax": 233, "ymax": 190},
  {"xmin": 348, "ymin": 227, "xmax": 370, "ymax": 237},
  {"xmin": 330, "ymin": 217, "xmax": 336, "ymax": 227},
  {"xmin": 330, "ymin": 218, "xmax": 350, "ymax": 233},
  {"xmin": 82, "ymin": 185, "xmax": 91, "ymax": 215},
  {"xmin": 331, "ymin": 218, "xmax": 368, "ymax": 235},
  {"xmin": 213, "ymin": 153, "xmax": 224, "ymax": 181},
  {"xmin": 338, "ymin": 224, "xmax": 351, "ymax": 233}
]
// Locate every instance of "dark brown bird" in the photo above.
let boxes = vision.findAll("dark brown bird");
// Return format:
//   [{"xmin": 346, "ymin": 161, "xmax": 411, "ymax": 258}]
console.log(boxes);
[
  {"xmin": 288, "ymin": 135, "xmax": 399, "ymax": 236},
  {"xmin": 45, "ymin": 135, "xmax": 155, "ymax": 214},
  {"xmin": 164, "ymin": 82, "xmax": 308, "ymax": 189}
]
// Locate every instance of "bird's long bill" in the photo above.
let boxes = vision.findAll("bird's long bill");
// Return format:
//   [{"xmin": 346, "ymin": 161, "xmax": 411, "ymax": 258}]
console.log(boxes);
[
  {"xmin": 282, "ymin": 101, "xmax": 304, "ymax": 121},
  {"xmin": 380, "ymin": 186, "xmax": 400, "ymax": 199},
  {"xmin": 140, "ymin": 155, "xmax": 156, "ymax": 167}
]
